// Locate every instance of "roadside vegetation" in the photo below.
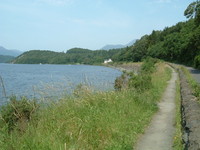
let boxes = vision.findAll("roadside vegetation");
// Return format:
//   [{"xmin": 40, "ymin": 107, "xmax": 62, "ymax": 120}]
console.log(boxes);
[
  {"xmin": 173, "ymin": 78, "xmax": 183, "ymax": 150},
  {"xmin": 0, "ymin": 59, "xmax": 171, "ymax": 149},
  {"xmin": 181, "ymin": 67, "xmax": 200, "ymax": 101}
]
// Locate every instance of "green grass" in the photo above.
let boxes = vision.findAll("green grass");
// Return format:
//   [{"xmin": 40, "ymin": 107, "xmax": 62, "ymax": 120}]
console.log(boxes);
[
  {"xmin": 173, "ymin": 78, "xmax": 183, "ymax": 150},
  {"xmin": 181, "ymin": 67, "xmax": 200, "ymax": 101},
  {"xmin": 0, "ymin": 63, "xmax": 171, "ymax": 150}
]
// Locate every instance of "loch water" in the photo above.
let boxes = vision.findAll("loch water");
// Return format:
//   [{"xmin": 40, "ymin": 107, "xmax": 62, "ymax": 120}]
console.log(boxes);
[{"xmin": 0, "ymin": 64, "xmax": 121, "ymax": 105}]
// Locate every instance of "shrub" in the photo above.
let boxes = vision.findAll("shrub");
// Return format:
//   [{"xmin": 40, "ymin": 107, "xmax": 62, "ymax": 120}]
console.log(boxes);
[
  {"xmin": 73, "ymin": 84, "xmax": 92, "ymax": 97},
  {"xmin": 141, "ymin": 57, "xmax": 157, "ymax": 73},
  {"xmin": 191, "ymin": 80, "xmax": 200, "ymax": 98},
  {"xmin": 194, "ymin": 55, "xmax": 200, "ymax": 69},
  {"xmin": 129, "ymin": 74, "xmax": 152, "ymax": 91},
  {"xmin": 114, "ymin": 73, "xmax": 129, "ymax": 90},
  {"xmin": 114, "ymin": 58, "xmax": 157, "ymax": 91},
  {"xmin": 0, "ymin": 96, "xmax": 39, "ymax": 133},
  {"xmin": 128, "ymin": 57, "xmax": 157, "ymax": 91}
]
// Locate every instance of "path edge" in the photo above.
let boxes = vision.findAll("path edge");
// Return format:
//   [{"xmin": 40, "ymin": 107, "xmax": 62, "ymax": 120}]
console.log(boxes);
[{"xmin": 169, "ymin": 64, "xmax": 200, "ymax": 150}]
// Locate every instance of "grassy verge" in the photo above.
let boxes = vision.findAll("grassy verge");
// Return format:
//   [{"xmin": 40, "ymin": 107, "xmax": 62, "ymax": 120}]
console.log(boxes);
[
  {"xmin": 173, "ymin": 78, "xmax": 183, "ymax": 150},
  {"xmin": 181, "ymin": 67, "xmax": 200, "ymax": 101},
  {"xmin": 0, "ymin": 62, "xmax": 171, "ymax": 150}
]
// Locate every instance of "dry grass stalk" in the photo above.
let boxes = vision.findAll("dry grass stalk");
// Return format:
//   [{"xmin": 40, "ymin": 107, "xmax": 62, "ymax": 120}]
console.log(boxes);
[{"xmin": 0, "ymin": 75, "xmax": 7, "ymax": 97}]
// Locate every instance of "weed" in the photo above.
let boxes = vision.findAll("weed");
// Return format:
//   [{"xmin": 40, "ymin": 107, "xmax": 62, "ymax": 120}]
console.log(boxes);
[
  {"xmin": 73, "ymin": 83, "xmax": 92, "ymax": 97},
  {"xmin": 0, "ymin": 75, "xmax": 7, "ymax": 98},
  {"xmin": 173, "ymin": 79, "xmax": 183, "ymax": 150},
  {"xmin": 0, "ymin": 96, "xmax": 39, "ymax": 133},
  {"xmin": 114, "ymin": 73, "xmax": 129, "ymax": 90},
  {"xmin": 129, "ymin": 74, "xmax": 152, "ymax": 91},
  {"xmin": 140, "ymin": 57, "xmax": 158, "ymax": 74},
  {"xmin": 194, "ymin": 55, "xmax": 200, "ymax": 69},
  {"xmin": 115, "ymin": 58, "xmax": 157, "ymax": 91}
]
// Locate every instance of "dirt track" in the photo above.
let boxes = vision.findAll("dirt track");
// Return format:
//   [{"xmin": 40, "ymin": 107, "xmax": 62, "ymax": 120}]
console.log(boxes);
[{"xmin": 135, "ymin": 67, "xmax": 178, "ymax": 150}]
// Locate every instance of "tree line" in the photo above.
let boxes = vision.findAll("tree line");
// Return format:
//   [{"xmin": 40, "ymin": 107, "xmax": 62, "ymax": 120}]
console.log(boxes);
[
  {"xmin": 115, "ymin": 1, "xmax": 200, "ymax": 68},
  {"xmin": 0, "ymin": 55, "xmax": 15, "ymax": 63},
  {"xmin": 13, "ymin": 48, "xmax": 122, "ymax": 65},
  {"xmin": 13, "ymin": 1, "xmax": 200, "ymax": 68}
]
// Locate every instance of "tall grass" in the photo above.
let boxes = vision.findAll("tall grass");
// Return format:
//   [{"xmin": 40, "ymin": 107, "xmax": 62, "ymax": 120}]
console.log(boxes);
[
  {"xmin": 0, "ymin": 63, "xmax": 171, "ymax": 150},
  {"xmin": 0, "ymin": 75, "xmax": 7, "ymax": 98},
  {"xmin": 173, "ymin": 78, "xmax": 183, "ymax": 149}
]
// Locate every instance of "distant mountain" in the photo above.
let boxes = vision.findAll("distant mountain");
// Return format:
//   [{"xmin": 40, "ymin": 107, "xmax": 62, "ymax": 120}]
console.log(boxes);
[
  {"xmin": 126, "ymin": 40, "xmax": 137, "ymax": 47},
  {"xmin": 0, "ymin": 46, "xmax": 22, "ymax": 56},
  {"xmin": 101, "ymin": 44, "xmax": 125, "ymax": 50},
  {"xmin": 101, "ymin": 39, "xmax": 136, "ymax": 50}
]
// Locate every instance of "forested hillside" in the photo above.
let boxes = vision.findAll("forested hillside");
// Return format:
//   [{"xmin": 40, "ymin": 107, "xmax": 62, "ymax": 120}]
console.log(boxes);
[
  {"xmin": 13, "ymin": 1, "xmax": 200, "ymax": 67},
  {"xmin": 115, "ymin": 1, "xmax": 200, "ymax": 68},
  {"xmin": 0, "ymin": 55, "xmax": 15, "ymax": 63},
  {"xmin": 13, "ymin": 48, "xmax": 123, "ymax": 64}
]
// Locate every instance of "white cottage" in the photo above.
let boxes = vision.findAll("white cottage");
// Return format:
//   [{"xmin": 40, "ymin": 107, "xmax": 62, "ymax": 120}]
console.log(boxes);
[{"xmin": 104, "ymin": 59, "xmax": 113, "ymax": 64}]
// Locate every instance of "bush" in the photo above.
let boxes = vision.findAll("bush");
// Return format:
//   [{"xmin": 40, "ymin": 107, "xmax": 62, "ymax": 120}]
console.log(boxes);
[
  {"xmin": 114, "ymin": 58, "xmax": 157, "ymax": 91},
  {"xmin": 0, "ymin": 96, "xmax": 39, "ymax": 133},
  {"xmin": 194, "ymin": 55, "xmax": 200, "ymax": 69},
  {"xmin": 141, "ymin": 57, "xmax": 157, "ymax": 74},
  {"xmin": 128, "ymin": 57, "xmax": 157, "ymax": 91},
  {"xmin": 129, "ymin": 74, "xmax": 152, "ymax": 91},
  {"xmin": 73, "ymin": 84, "xmax": 92, "ymax": 97},
  {"xmin": 114, "ymin": 73, "xmax": 129, "ymax": 90},
  {"xmin": 192, "ymin": 83, "xmax": 200, "ymax": 98}
]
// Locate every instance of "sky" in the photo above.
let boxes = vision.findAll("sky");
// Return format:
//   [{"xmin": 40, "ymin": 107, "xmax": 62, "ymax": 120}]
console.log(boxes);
[{"xmin": 0, "ymin": 0, "xmax": 195, "ymax": 52}]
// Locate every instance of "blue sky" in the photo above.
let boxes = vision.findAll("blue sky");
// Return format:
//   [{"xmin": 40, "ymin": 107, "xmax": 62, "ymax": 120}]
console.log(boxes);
[{"xmin": 0, "ymin": 0, "xmax": 194, "ymax": 52}]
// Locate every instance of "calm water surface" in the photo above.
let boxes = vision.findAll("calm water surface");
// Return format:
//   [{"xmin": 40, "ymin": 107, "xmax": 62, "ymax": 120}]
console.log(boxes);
[{"xmin": 0, "ymin": 64, "xmax": 121, "ymax": 105}]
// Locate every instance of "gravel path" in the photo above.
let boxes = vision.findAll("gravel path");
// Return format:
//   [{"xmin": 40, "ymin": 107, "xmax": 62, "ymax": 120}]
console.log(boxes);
[{"xmin": 135, "ymin": 68, "xmax": 178, "ymax": 150}]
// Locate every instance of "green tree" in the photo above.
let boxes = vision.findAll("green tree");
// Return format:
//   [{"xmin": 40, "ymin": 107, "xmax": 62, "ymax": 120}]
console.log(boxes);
[{"xmin": 184, "ymin": 1, "xmax": 200, "ymax": 25}]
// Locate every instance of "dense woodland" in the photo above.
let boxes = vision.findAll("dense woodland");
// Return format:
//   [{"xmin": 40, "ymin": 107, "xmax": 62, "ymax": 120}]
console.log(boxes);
[
  {"xmin": 13, "ymin": 1, "xmax": 200, "ymax": 68},
  {"xmin": 115, "ymin": 19, "xmax": 200, "ymax": 66},
  {"xmin": 13, "ymin": 48, "xmax": 122, "ymax": 65},
  {"xmin": 115, "ymin": 1, "xmax": 200, "ymax": 68}
]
